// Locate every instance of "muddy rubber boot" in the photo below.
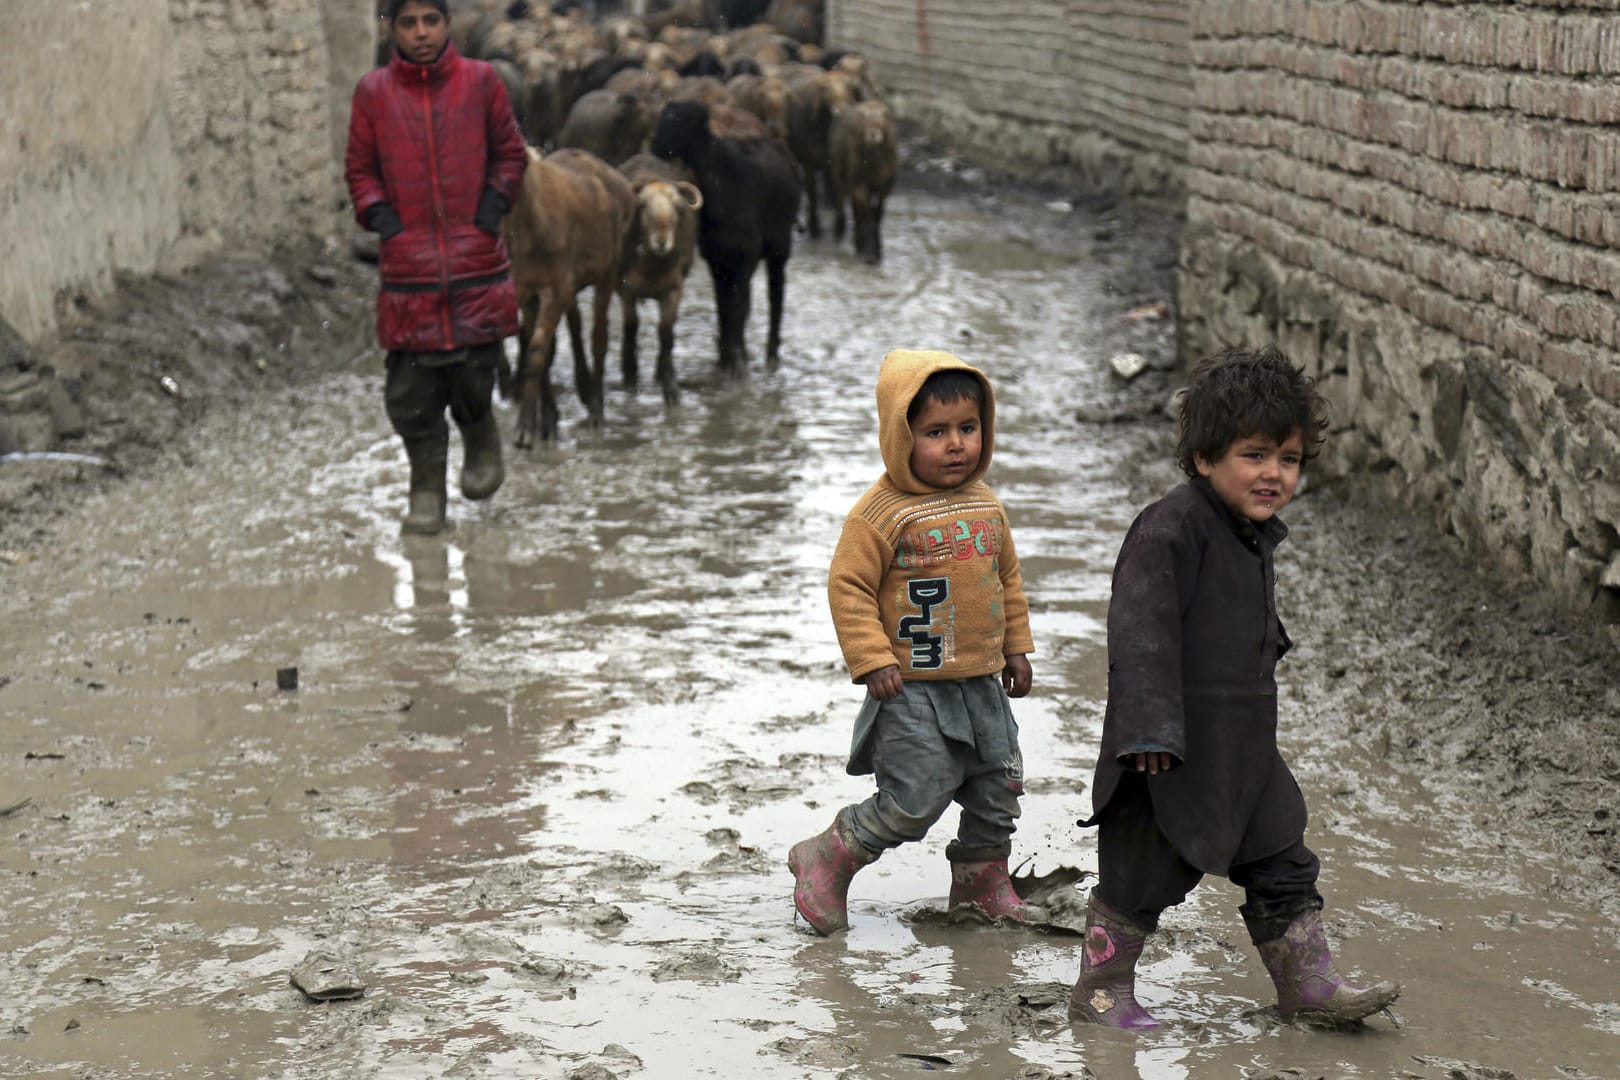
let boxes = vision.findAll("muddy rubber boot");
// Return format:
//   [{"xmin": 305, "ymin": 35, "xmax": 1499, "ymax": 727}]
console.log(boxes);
[
  {"xmin": 458, "ymin": 412, "xmax": 504, "ymax": 501},
  {"xmin": 1257, "ymin": 908, "xmax": 1400, "ymax": 1024},
  {"xmin": 1068, "ymin": 893, "xmax": 1160, "ymax": 1030},
  {"xmin": 400, "ymin": 435, "xmax": 448, "ymax": 536},
  {"xmin": 787, "ymin": 811, "xmax": 879, "ymax": 935},
  {"xmin": 947, "ymin": 860, "xmax": 1040, "ymax": 922}
]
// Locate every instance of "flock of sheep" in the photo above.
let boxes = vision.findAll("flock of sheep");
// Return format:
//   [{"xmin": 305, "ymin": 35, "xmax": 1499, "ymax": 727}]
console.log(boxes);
[{"xmin": 434, "ymin": 0, "xmax": 900, "ymax": 445}]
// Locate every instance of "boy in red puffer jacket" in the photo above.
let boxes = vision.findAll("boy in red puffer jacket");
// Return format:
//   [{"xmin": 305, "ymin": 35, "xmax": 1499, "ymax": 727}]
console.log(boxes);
[{"xmin": 345, "ymin": 0, "xmax": 527, "ymax": 535}]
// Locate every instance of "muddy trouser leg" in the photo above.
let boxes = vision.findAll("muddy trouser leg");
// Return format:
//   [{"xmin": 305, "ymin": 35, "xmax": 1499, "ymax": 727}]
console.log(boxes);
[
  {"xmin": 1230, "ymin": 841, "xmax": 1323, "ymax": 946},
  {"xmin": 845, "ymin": 685, "xmax": 966, "ymax": 855},
  {"xmin": 446, "ymin": 343, "xmax": 504, "ymax": 500},
  {"xmin": 945, "ymin": 747, "xmax": 1024, "ymax": 864},
  {"xmin": 385, "ymin": 353, "xmax": 451, "ymax": 532},
  {"xmin": 1094, "ymin": 774, "xmax": 1204, "ymax": 930},
  {"xmin": 944, "ymin": 743, "xmax": 1040, "ymax": 919},
  {"xmin": 1073, "ymin": 774, "xmax": 1187, "ymax": 1028}
]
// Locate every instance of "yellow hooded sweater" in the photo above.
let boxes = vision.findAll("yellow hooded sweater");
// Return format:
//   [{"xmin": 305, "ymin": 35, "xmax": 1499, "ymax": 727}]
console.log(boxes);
[{"xmin": 828, "ymin": 349, "xmax": 1034, "ymax": 684}]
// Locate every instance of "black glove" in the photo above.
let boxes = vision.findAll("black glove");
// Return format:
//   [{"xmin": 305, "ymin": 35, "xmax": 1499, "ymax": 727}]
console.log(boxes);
[
  {"xmin": 474, "ymin": 187, "xmax": 509, "ymax": 234},
  {"xmin": 363, "ymin": 202, "xmax": 404, "ymax": 241}
]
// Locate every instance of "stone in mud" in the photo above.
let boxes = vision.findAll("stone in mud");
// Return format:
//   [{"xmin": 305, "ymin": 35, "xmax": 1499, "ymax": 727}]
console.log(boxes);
[{"xmin": 289, "ymin": 950, "xmax": 365, "ymax": 1002}]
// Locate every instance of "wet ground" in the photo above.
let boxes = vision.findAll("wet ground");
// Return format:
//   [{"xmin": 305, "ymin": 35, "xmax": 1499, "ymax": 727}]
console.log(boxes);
[{"xmin": 2, "ymin": 159, "xmax": 1617, "ymax": 1080}]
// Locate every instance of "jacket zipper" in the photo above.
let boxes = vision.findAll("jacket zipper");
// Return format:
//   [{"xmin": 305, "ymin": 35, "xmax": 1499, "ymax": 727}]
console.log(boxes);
[{"xmin": 418, "ymin": 64, "xmax": 453, "ymax": 346}]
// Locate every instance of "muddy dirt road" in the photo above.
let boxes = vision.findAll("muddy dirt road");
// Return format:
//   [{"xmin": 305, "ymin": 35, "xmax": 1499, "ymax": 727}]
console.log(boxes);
[{"xmin": 2, "ymin": 165, "xmax": 1617, "ymax": 1079}]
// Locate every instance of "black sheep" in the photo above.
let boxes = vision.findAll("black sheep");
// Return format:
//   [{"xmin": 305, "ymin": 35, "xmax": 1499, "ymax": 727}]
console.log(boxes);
[{"xmin": 651, "ymin": 100, "xmax": 801, "ymax": 376}]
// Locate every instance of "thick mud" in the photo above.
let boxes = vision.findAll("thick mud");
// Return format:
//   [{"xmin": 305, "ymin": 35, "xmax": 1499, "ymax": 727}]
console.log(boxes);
[{"xmin": 2, "ymin": 157, "xmax": 1617, "ymax": 1080}]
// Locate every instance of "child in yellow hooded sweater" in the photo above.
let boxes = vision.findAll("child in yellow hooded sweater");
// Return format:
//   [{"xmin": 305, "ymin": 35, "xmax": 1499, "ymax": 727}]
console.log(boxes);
[{"xmin": 788, "ymin": 349, "xmax": 1038, "ymax": 934}]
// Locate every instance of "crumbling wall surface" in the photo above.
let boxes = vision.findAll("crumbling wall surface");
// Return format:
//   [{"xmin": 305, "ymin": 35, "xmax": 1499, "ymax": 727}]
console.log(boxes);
[
  {"xmin": 0, "ymin": 0, "xmax": 352, "ymax": 347},
  {"xmin": 1178, "ymin": 0, "xmax": 1620, "ymax": 620},
  {"xmin": 825, "ymin": 0, "xmax": 1191, "ymax": 197}
]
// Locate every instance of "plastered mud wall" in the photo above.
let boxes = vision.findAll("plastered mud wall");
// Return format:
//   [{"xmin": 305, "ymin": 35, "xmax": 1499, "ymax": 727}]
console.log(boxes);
[
  {"xmin": 825, "ymin": 0, "xmax": 1191, "ymax": 198},
  {"xmin": 0, "ymin": 0, "xmax": 369, "ymax": 345},
  {"xmin": 1177, "ymin": 1, "xmax": 1620, "ymax": 619}
]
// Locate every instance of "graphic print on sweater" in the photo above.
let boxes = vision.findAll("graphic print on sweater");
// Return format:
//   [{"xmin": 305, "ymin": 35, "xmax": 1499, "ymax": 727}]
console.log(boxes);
[{"xmin": 897, "ymin": 577, "xmax": 953, "ymax": 670}]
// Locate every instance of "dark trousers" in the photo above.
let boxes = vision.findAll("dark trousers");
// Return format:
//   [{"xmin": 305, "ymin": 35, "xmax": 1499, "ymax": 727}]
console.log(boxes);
[
  {"xmin": 383, "ymin": 343, "xmax": 501, "ymax": 441},
  {"xmin": 1095, "ymin": 773, "xmax": 1322, "ymax": 945}
]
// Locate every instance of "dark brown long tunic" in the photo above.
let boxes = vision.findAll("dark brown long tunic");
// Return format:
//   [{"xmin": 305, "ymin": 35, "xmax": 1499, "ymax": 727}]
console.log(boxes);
[{"xmin": 1088, "ymin": 477, "xmax": 1307, "ymax": 874}]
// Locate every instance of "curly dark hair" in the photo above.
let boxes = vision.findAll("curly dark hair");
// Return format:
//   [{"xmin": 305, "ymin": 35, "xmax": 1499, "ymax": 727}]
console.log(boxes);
[{"xmin": 1174, "ymin": 344, "xmax": 1329, "ymax": 478}]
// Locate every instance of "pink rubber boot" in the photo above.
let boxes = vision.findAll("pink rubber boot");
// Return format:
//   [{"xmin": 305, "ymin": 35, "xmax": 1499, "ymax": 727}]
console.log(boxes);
[
  {"xmin": 1068, "ymin": 894, "xmax": 1161, "ymax": 1030},
  {"xmin": 787, "ymin": 813, "xmax": 878, "ymax": 935},
  {"xmin": 947, "ymin": 860, "xmax": 1040, "ymax": 922},
  {"xmin": 1257, "ymin": 909, "xmax": 1400, "ymax": 1024}
]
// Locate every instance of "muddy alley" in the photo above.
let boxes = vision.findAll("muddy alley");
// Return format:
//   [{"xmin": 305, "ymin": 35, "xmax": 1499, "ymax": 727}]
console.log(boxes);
[{"xmin": 2, "ymin": 165, "xmax": 1617, "ymax": 1080}]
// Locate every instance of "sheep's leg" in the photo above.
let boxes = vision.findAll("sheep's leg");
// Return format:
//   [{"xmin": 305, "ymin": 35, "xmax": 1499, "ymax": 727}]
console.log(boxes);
[
  {"xmin": 708, "ymin": 258, "xmax": 743, "ymax": 377},
  {"xmin": 564, "ymin": 298, "xmax": 592, "ymax": 422},
  {"xmin": 517, "ymin": 291, "xmax": 563, "ymax": 447},
  {"xmin": 764, "ymin": 254, "xmax": 786, "ymax": 372},
  {"xmin": 507, "ymin": 291, "xmax": 538, "ymax": 413},
  {"xmin": 827, "ymin": 169, "xmax": 846, "ymax": 240},
  {"xmin": 655, "ymin": 283, "xmax": 683, "ymax": 406},
  {"xmin": 586, "ymin": 282, "xmax": 612, "ymax": 427},
  {"xmin": 852, "ymin": 189, "xmax": 874, "ymax": 262},
  {"xmin": 496, "ymin": 338, "xmax": 517, "ymax": 402},
  {"xmin": 620, "ymin": 290, "xmax": 641, "ymax": 393},
  {"xmin": 803, "ymin": 164, "xmax": 821, "ymax": 238}
]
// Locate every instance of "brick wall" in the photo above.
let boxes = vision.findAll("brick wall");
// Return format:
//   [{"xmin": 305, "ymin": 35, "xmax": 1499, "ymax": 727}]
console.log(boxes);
[
  {"xmin": 825, "ymin": 0, "xmax": 1191, "ymax": 197},
  {"xmin": 1178, "ymin": 0, "xmax": 1620, "ymax": 616},
  {"xmin": 0, "ymin": 0, "xmax": 365, "ymax": 343},
  {"xmin": 829, "ymin": 0, "xmax": 1620, "ymax": 617}
]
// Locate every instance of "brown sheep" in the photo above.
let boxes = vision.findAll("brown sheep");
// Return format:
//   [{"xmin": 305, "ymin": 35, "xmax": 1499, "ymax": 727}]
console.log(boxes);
[
  {"xmin": 669, "ymin": 74, "xmax": 733, "ymax": 108},
  {"xmin": 766, "ymin": 0, "xmax": 823, "ymax": 45},
  {"xmin": 781, "ymin": 65, "xmax": 860, "ymax": 238},
  {"xmin": 557, "ymin": 88, "xmax": 662, "ymax": 165},
  {"xmin": 708, "ymin": 102, "xmax": 768, "ymax": 138},
  {"xmin": 502, "ymin": 146, "xmax": 635, "ymax": 445},
  {"xmin": 616, "ymin": 154, "xmax": 704, "ymax": 404},
  {"xmin": 725, "ymin": 73, "xmax": 790, "ymax": 139},
  {"xmin": 828, "ymin": 98, "xmax": 898, "ymax": 263}
]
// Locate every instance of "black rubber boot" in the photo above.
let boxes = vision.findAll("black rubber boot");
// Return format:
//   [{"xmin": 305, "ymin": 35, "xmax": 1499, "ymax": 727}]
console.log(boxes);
[
  {"xmin": 458, "ymin": 412, "xmax": 504, "ymax": 501},
  {"xmin": 401, "ymin": 435, "xmax": 448, "ymax": 535}
]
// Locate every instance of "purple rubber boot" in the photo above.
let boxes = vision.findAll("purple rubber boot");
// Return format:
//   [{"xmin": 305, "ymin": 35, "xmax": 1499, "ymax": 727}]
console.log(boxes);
[
  {"xmin": 948, "ymin": 860, "xmax": 1040, "ymax": 922},
  {"xmin": 1257, "ymin": 908, "xmax": 1401, "ymax": 1024},
  {"xmin": 1067, "ymin": 894, "xmax": 1161, "ymax": 1030},
  {"xmin": 787, "ymin": 812, "xmax": 878, "ymax": 935}
]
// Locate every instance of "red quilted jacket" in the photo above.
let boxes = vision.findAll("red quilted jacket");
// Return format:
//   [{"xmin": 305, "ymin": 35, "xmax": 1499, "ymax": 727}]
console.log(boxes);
[{"xmin": 345, "ymin": 44, "xmax": 528, "ymax": 352}]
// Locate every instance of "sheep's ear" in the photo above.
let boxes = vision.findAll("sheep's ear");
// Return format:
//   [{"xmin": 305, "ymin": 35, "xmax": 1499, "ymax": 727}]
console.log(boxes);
[{"xmin": 675, "ymin": 181, "xmax": 703, "ymax": 211}]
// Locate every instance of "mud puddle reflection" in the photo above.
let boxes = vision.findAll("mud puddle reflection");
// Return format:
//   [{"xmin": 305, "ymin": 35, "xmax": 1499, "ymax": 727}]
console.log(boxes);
[{"xmin": 1, "ymin": 179, "xmax": 1616, "ymax": 1079}]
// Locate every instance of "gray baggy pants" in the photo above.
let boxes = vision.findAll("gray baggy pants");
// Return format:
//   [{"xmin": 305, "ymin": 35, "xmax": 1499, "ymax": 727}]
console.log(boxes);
[{"xmin": 843, "ymin": 676, "xmax": 1025, "ymax": 864}]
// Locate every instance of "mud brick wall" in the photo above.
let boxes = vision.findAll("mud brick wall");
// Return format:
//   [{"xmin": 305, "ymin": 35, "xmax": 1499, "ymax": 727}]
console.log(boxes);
[
  {"xmin": 1177, "ymin": 0, "xmax": 1620, "ymax": 618},
  {"xmin": 824, "ymin": 0, "xmax": 1191, "ymax": 197},
  {"xmin": 0, "ymin": 0, "xmax": 369, "ymax": 345}
]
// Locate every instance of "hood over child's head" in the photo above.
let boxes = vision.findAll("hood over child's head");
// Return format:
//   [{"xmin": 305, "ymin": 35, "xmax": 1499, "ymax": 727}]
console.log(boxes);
[{"xmin": 874, "ymin": 349, "xmax": 996, "ymax": 493}]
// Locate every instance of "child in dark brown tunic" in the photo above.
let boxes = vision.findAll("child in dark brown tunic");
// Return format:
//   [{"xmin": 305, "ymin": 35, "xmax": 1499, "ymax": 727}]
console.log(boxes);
[{"xmin": 1069, "ymin": 346, "xmax": 1400, "ymax": 1029}]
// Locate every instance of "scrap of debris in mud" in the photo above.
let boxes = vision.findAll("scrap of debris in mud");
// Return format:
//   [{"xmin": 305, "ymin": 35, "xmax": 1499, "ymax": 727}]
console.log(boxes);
[{"xmin": 289, "ymin": 949, "xmax": 366, "ymax": 1002}]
